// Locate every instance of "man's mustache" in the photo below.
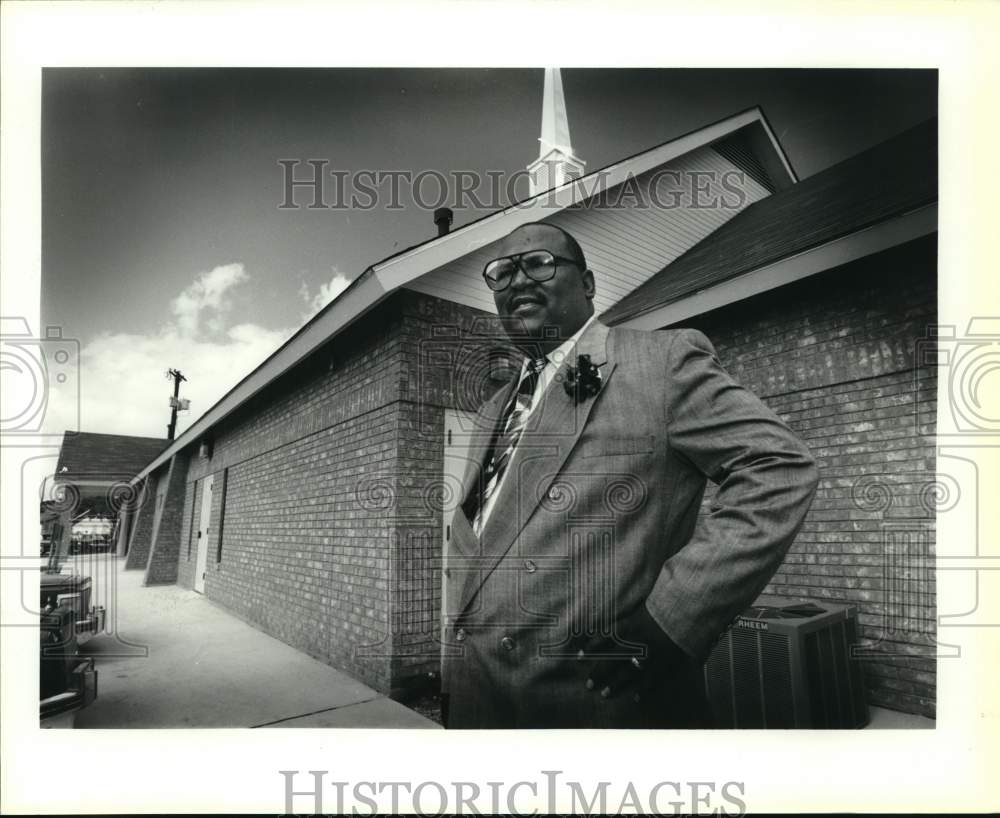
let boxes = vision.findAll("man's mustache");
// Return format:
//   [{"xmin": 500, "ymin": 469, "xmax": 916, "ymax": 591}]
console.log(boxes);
[{"xmin": 506, "ymin": 292, "xmax": 546, "ymax": 310}]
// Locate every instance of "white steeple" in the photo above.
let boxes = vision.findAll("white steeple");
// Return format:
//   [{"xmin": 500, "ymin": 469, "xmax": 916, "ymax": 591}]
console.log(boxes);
[{"xmin": 527, "ymin": 68, "xmax": 586, "ymax": 196}]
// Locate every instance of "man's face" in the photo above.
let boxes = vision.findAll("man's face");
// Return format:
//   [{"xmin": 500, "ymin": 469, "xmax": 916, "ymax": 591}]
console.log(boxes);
[{"xmin": 491, "ymin": 224, "xmax": 595, "ymax": 352}]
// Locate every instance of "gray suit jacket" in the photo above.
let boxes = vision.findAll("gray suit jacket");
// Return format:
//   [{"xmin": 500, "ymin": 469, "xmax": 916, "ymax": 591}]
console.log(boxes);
[{"xmin": 442, "ymin": 320, "xmax": 819, "ymax": 728}]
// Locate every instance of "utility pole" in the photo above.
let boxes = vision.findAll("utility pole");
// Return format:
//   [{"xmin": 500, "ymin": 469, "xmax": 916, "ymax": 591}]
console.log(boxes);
[{"xmin": 165, "ymin": 368, "xmax": 188, "ymax": 441}]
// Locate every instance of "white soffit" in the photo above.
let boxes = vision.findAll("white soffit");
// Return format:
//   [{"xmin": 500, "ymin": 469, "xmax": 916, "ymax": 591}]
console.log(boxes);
[{"xmin": 406, "ymin": 145, "xmax": 771, "ymax": 316}]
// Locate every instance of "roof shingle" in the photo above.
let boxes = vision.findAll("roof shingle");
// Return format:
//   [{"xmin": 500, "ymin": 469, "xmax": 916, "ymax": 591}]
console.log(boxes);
[
  {"xmin": 55, "ymin": 431, "xmax": 168, "ymax": 481},
  {"xmin": 601, "ymin": 117, "xmax": 937, "ymax": 325}
]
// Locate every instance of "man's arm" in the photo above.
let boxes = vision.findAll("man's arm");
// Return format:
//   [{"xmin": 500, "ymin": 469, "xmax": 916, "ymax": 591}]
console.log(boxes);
[{"xmin": 645, "ymin": 328, "xmax": 820, "ymax": 661}]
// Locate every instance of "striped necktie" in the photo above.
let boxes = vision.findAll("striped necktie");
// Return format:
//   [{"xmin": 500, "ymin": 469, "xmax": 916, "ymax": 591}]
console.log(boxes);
[{"xmin": 467, "ymin": 356, "xmax": 547, "ymax": 536}]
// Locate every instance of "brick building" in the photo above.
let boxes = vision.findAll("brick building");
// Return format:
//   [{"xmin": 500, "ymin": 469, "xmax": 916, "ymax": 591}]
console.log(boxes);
[
  {"xmin": 122, "ymin": 107, "xmax": 937, "ymax": 716},
  {"xmin": 49, "ymin": 431, "xmax": 167, "ymax": 556}
]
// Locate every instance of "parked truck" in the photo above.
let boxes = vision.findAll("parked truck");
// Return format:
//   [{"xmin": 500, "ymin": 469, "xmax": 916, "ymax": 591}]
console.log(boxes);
[
  {"xmin": 39, "ymin": 521, "xmax": 101, "ymax": 726},
  {"xmin": 39, "ymin": 603, "xmax": 98, "ymax": 727}
]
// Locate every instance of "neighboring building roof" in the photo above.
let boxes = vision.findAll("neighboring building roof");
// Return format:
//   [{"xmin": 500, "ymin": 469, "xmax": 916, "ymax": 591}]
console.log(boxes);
[
  {"xmin": 601, "ymin": 117, "xmax": 937, "ymax": 325},
  {"xmin": 56, "ymin": 431, "xmax": 168, "ymax": 482},
  {"xmin": 133, "ymin": 106, "xmax": 795, "ymax": 483}
]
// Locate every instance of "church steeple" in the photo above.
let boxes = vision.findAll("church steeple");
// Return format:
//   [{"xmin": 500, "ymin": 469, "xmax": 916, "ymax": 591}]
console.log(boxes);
[{"xmin": 527, "ymin": 68, "xmax": 586, "ymax": 196}]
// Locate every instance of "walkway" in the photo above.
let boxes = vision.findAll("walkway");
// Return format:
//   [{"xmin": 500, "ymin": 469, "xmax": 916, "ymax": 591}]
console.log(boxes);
[{"xmin": 69, "ymin": 555, "xmax": 438, "ymax": 728}]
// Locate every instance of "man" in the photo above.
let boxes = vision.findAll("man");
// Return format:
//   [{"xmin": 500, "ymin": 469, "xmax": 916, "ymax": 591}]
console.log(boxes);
[{"xmin": 441, "ymin": 222, "xmax": 819, "ymax": 729}]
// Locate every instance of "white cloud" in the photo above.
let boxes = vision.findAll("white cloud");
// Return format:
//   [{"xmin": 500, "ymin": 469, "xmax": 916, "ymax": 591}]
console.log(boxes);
[
  {"xmin": 40, "ymin": 263, "xmax": 336, "ymax": 440},
  {"xmin": 43, "ymin": 323, "xmax": 293, "ymax": 440},
  {"xmin": 171, "ymin": 262, "xmax": 248, "ymax": 337},
  {"xmin": 300, "ymin": 268, "xmax": 351, "ymax": 322},
  {"xmin": 38, "ymin": 263, "xmax": 357, "ymax": 440}
]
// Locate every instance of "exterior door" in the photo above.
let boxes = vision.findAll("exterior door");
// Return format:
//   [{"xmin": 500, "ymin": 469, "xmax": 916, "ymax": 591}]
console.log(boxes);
[
  {"xmin": 194, "ymin": 474, "xmax": 213, "ymax": 594},
  {"xmin": 441, "ymin": 409, "xmax": 478, "ymax": 639}
]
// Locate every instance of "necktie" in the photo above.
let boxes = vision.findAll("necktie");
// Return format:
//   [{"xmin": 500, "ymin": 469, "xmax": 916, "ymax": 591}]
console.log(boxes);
[{"xmin": 466, "ymin": 356, "xmax": 547, "ymax": 536}]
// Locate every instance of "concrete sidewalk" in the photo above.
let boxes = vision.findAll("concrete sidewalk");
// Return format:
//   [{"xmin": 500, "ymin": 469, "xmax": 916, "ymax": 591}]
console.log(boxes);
[{"xmin": 71, "ymin": 555, "xmax": 439, "ymax": 728}]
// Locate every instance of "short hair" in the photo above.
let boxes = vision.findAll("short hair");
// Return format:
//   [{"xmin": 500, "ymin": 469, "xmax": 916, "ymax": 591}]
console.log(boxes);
[{"xmin": 513, "ymin": 222, "xmax": 587, "ymax": 270}]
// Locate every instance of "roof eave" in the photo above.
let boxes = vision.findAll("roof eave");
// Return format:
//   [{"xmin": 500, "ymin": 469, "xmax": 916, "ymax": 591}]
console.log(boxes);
[{"xmin": 610, "ymin": 202, "xmax": 937, "ymax": 329}]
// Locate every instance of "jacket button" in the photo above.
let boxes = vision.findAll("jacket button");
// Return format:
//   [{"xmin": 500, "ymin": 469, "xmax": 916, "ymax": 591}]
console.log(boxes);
[
  {"xmin": 455, "ymin": 628, "xmax": 466, "ymax": 642},
  {"xmin": 444, "ymin": 567, "xmax": 452, "ymax": 579},
  {"xmin": 524, "ymin": 559, "xmax": 537, "ymax": 573},
  {"xmin": 500, "ymin": 636, "xmax": 515, "ymax": 651}
]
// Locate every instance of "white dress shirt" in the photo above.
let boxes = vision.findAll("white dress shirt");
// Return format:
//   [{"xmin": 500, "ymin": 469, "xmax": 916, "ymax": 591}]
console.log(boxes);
[{"xmin": 476, "ymin": 314, "xmax": 597, "ymax": 532}]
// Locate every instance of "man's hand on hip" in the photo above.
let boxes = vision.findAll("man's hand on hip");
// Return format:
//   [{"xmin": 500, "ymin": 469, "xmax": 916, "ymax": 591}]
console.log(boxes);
[{"xmin": 575, "ymin": 604, "xmax": 689, "ymax": 701}]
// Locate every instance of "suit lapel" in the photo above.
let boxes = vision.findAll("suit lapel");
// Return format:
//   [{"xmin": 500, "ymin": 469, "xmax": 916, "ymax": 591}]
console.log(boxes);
[{"xmin": 455, "ymin": 320, "xmax": 617, "ymax": 615}]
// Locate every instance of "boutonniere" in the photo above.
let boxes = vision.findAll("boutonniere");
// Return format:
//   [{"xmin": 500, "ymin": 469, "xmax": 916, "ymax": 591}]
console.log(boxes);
[{"xmin": 563, "ymin": 354, "xmax": 605, "ymax": 404}]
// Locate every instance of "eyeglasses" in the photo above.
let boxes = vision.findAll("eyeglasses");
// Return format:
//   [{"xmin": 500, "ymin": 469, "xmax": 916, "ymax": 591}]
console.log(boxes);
[{"xmin": 482, "ymin": 249, "xmax": 580, "ymax": 292}]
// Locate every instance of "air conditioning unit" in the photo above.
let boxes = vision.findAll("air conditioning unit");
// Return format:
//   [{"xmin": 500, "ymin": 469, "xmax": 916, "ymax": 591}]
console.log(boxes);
[{"xmin": 704, "ymin": 595, "xmax": 869, "ymax": 729}]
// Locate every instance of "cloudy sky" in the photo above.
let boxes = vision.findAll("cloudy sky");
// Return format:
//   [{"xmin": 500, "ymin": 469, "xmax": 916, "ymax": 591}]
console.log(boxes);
[{"xmin": 40, "ymin": 67, "xmax": 936, "ymax": 440}]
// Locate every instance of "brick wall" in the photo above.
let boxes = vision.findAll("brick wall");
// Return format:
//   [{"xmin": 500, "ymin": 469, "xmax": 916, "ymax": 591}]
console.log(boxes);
[
  {"xmin": 145, "ymin": 452, "xmax": 191, "ymax": 585},
  {"xmin": 680, "ymin": 234, "xmax": 937, "ymax": 717},
  {"xmin": 208, "ymin": 409, "xmax": 400, "ymax": 690},
  {"xmin": 175, "ymin": 299, "xmax": 404, "ymax": 691},
  {"xmin": 166, "ymin": 293, "xmax": 498, "ymax": 696},
  {"xmin": 125, "ymin": 472, "xmax": 160, "ymax": 570},
  {"xmin": 389, "ymin": 294, "xmax": 511, "ymax": 695},
  {"xmin": 176, "ymin": 479, "xmax": 200, "ymax": 590}
]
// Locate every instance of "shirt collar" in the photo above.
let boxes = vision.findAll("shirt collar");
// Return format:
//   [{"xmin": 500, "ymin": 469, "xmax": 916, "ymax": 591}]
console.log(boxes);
[
  {"xmin": 545, "ymin": 314, "xmax": 597, "ymax": 370},
  {"xmin": 519, "ymin": 314, "xmax": 597, "ymax": 375}
]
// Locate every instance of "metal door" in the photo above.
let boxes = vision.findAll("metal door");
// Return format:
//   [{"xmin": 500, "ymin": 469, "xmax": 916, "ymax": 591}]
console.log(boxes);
[
  {"xmin": 441, "ymin": 409, "xmax": 478, "ymax": 639},
  {"xmin": 194, "ymin": 474, "xmax": 213, "ymax": 593}
]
